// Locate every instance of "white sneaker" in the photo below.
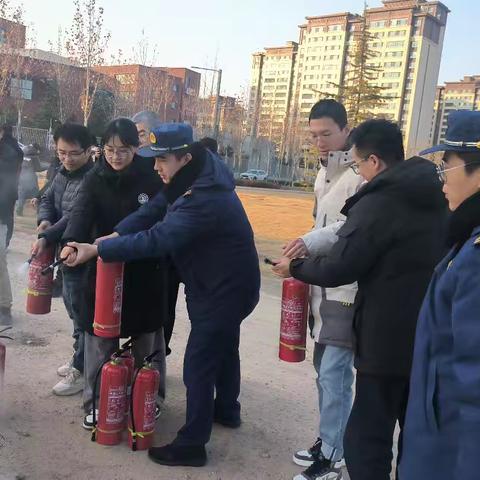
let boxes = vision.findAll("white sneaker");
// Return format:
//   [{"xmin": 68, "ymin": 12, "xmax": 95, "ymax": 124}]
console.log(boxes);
[
  {"xmin": 52, "ymin": 368, "xmax": 84, "ymax": 396},
  {"xmin": 57, "ymin": 358, "xmax": 74, "ymax": 377}
]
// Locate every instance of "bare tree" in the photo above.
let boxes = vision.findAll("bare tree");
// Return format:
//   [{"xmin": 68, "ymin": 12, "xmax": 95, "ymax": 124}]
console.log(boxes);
[
  {"xmin": 47, "ymin": 28, "xmax": 83, "ymax": 123},
  {"xmin": 65, "ymin": 0, "xmax": 110, "ymax": 126}
]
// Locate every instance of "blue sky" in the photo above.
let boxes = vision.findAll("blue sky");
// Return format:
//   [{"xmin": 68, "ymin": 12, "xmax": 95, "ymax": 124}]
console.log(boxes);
[{"xmin": 21, "ymin": 0, "xmax": 478, "ymax": 96}]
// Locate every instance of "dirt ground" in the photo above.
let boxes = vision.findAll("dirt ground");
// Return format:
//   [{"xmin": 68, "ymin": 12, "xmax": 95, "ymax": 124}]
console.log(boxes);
[{"xmin": 0, "ymin": 189, "xmax": 353, "ymax": 480}]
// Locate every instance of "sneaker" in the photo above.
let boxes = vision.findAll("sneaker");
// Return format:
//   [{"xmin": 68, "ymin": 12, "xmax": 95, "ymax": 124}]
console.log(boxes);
[
  {"xmin": 52, "ymin": 368, "xmax": 84, "ymax": 396},
  {"xmin": 0, "ymin": 307, "xmax": 12, "ymax": 326},
  {"xmin": 293, "ymin": 457, "xmax": 341, "ymax": 480},
  {"xmin": 57, "ymin": 358, "xmax": 74, "ymax": 377},
  {"xmin": 294, "ymin": 438, "xmax": 323, "ymax": 467},
  {"xmin": 82, "ymin": 409, "xmax": 99, "ymax": 430}
]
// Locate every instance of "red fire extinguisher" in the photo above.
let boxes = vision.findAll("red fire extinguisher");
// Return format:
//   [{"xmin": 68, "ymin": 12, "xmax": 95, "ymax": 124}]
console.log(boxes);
[
  {"xmin": 26, "ymin": 247, "xmax": 55, "ymax": 314},
  {"xmin": 279, "ymin": 278, "xmax": 309, "ymax": 363},
  {"xmin": 118, "ymin": 340, "xmax": 135, "ymax": 425},
  {"xmin": 0, "ymin": 327, "xmax": 13, "ymax": 391},
  {"xmin": 128, "ymin": 351, "xmax": 160, "ymax": 451},
  {"xmin": 92, "ymin": 357, "xmax": 128, "ymax": 446},
  {"xmin": 93, "ymin": 258, "xmax": 124, "ymax": 338}
]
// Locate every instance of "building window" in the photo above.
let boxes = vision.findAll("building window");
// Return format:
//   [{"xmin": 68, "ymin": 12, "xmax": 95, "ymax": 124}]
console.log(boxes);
[
  {"xmin": 371, "ymin": 20, "xmax": 386, "ymax": 29},
  {"xmin": 10, "ymin": 78, "xmax": 32, "ymax": 100},
  {"xmin": 115, "ymin": 73, "xmax": 135, "ymax": 85},
  {"xmin": 392, "ymin": 19, "xmax": 408, "ymax": 26},
  {"xmin": 387, "ymin": 41, "xmax": 405, "ymax": 48},
  {"xmin": 388, "ymin": 30, "xmax": 407, "ymax": 37}
]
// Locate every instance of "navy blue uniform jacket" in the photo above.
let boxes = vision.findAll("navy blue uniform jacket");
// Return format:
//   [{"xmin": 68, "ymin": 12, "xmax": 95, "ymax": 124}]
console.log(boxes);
[{"xmin": 98, "ymin": 151, "xmax": 260, "ymax": 325}]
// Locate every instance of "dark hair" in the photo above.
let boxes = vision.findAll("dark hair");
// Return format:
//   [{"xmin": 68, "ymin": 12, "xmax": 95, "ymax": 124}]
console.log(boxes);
[
  {"xmin": 350, "ymin": 119, "xmax": 405, "ymax": 167},
  {"xmin": 309, "ymin": 99, "xmax": 348, "ymax": 129},
  {"xmin": 1, "ymin": 124, "xmax": 13, "ymax": 136},
  {"xmin": 445, "ymin": 150, "xmax": 480, "ymax": 175},
  {"xmin": 102, "ymin": 118, "xmax": 139, "ymax": 148},
  {"xmin": 199, "ymin": 137, "xmax": 218, "ymax": 153},
  {"xmin": 54, "ymin": 123, "xmax": 94, "ymax": 150}
]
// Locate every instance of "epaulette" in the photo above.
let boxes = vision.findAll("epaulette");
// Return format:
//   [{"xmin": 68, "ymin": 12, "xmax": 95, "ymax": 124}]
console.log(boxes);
[{"xmin": 183, "ymin": 189, "xmax": 192, "ymax": 197}]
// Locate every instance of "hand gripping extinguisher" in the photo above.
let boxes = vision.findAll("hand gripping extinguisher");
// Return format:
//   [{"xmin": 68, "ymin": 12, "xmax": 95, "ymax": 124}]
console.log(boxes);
[
  {"xmin": 279, "ymin": 278, "xmax": 309, "ymax": 362},
  {"xmin": 0, "ymin": 327, "xmax": 13, "ymax": 393},
  {"xmin": 128, "ymin": 350, "xmax": 161, "ymax": 451},
  {"xmin": 26, "ymin": 247, "xmax": 55, "ymax": 314},
  {"xmin": 93, "ymin": 258, "xmax": 124, "ymax": 338},
  {"xmin": 91, "ymin": 355, "xmax": 128, "ymax": 446}
]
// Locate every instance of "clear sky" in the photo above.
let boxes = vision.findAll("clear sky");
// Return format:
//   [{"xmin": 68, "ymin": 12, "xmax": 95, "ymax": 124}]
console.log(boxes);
[{"xmin": 20, "ymin": 0, "xmax": 479, "ymax": 97}]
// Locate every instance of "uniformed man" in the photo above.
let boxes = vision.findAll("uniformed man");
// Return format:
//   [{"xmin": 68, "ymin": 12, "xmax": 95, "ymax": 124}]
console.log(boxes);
[{"xmin": 62, "ymin": 123, "xmax": 260, "ymax": 467}]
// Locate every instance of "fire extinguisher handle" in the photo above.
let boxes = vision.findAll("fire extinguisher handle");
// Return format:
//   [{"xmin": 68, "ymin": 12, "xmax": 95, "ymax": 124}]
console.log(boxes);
[{"xmin": 144, "ymin": 349, "xmax": 161, "ymax": 364}]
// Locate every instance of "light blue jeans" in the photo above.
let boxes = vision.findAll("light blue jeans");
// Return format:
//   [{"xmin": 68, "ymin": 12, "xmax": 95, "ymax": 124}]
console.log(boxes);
[{"xmin": 314, "ymin": 342, "xmax": 354, "ymax": 462}]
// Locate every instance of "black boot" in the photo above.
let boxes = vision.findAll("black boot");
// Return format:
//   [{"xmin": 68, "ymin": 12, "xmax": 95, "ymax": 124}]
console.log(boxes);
[
  {"xmin": 213, "ymin": 413, "xmax": 242, "ymax": 428},
  {"xmin": 148, "ymin": 443, "xmax": 207, "ymax": 467}
]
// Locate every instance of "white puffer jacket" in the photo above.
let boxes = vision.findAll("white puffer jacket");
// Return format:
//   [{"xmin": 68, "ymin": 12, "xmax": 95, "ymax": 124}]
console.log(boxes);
[{"xmin": 301, "ymin": 151, "xmax": 364, "ymax": 343}]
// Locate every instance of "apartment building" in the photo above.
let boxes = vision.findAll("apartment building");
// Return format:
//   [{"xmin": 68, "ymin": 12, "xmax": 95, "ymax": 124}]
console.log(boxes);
[
  {"xmin": 432, "ymin": 75, "xmax": 480, "ymax": 144},
  {"xmin": 248, "ymin": 0, "xmax": 450, "ymax": 158}
]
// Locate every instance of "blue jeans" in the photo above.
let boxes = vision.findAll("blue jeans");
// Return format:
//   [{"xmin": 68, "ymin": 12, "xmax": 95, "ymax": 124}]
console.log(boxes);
[
  {"xmin": 62, "ymin": 268, "xmax": 85, "ymax": 373},
  {"xmin": 314, "ymin": 342, "xmax": 354, "ymax": 461}
]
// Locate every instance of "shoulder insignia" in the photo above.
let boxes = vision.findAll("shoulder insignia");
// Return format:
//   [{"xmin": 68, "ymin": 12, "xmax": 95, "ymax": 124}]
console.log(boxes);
[
  {"xmin": 447, "ymin": 260, "xmax": 453, "ymax": 270},
  {"xmin": 475, "ymin": 236, "xmax": 480, "ymax": 246},
  {"xmin": 183, "ymin": 189, "xmax": 192, "ymax": 197}
]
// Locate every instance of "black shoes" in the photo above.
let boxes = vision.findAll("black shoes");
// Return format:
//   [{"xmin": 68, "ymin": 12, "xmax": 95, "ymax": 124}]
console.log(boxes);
[
  {"xmin": 148, "ymin": 443, "xmax": 207, "ymax": 467},
  {"xmin": 213, "ymin": 414, "xmax": 242, "ymax": 429}
]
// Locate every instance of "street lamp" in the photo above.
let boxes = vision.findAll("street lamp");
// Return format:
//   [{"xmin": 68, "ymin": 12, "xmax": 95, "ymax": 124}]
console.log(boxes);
[{"xmin": 191, "ymin": 65, "xmax": 223, "ymax": 140}]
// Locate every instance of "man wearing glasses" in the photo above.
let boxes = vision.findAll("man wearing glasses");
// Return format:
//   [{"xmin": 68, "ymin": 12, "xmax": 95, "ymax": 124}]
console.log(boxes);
[
  {"xmin": 273, "ymin": 119, "xmax": 447, "ymax": 480},
  {"xmin": 32, "ymin": 123, "xmax": 94, "ymax": 396}
]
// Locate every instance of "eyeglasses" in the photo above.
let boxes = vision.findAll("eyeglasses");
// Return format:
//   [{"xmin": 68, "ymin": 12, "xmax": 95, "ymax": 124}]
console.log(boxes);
[
  {"xmin": 436, "ymin": 161, "xmax": 477, "ymax": 183},
  {"xmin": 57, "ymin": 149, "xmax": 86, "ymax": 159},
  {"xmin": 103, "ymin": 146, "xmax": 133, "ymax": 158},
  {"xmin": 351, "ymin": 154, "xmax": 373, "ymax": 175}
]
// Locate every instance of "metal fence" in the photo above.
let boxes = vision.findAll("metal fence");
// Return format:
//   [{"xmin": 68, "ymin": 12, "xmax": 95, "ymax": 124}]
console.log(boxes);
[{"xmin": 14, "ymin": 126, "xmax": 53, "ymax": 151}]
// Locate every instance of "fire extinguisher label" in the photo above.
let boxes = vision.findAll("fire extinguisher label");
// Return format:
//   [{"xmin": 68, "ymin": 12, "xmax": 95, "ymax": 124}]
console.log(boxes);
[
  {"xmin": 106, "ymin": 386, "xmax": 126, "ymax": 424},
  {"xmin": 143, "ymin": 391, "xmax": 156, "ymax": 430},
  {"xmin": 28, "ymin": 262, "xmax": 53, "ymax": 293},
  {"xmin": 113, "ymin": 279, "xmax": 123, "ymax": 314},
  {"xmin": 281, "ymin": 297, "xmax": 306, "ymax": 342}
]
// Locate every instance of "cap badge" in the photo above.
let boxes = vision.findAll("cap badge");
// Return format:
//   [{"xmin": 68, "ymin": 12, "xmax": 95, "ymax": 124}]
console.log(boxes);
[{"xmin": 149, "ymin": 132, "xmax": 157, "ymax": 144}]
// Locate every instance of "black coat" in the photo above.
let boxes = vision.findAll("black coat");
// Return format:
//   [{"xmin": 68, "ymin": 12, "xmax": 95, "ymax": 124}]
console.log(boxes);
[
  {"xmin": 38, "ymin": 160, "xmax": 94, "ymax": 244},
  {"xmin": 291, "ymin": 157, "xmax": 447, "ymax": 377},
  {"xmin": 62, "ymin": 156, "xmax": 166, "ymax": 337},
  {"xmin": 0, "ymin": 135, "xmax": 23, "ymax": 221}
]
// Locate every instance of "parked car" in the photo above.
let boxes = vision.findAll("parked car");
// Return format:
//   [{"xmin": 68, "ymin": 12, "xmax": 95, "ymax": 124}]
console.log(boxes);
[{"xmin": 240, "ymin": 169, "xmax": 268, "ymax": 181}]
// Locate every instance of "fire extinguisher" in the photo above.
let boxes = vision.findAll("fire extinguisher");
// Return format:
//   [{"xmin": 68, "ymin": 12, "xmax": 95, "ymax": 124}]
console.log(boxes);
[
  {"xmin": 92, "ymin": 356, "xmax": 128, "ymax": 446},
  {"xmin": 26, "ymin": 247, "xmax": 55, "ymax": 314},
  {"xmin": 93, "ymin": 258, "xmax": 124, "ymax": 338},
  {"xmin": 128, "ymin": 351, "xmax": 160, "ymax": 451},
  {"xmin": 0, "ymin": 327, "xmax": 13, "ymax": 391},
  {"xmin": 117, "ymin": 339, "xmax": 134, "ymax": 425},
  {"xmin": 279, "ymin": 278, "xmax": 309, "ymax": 363}
]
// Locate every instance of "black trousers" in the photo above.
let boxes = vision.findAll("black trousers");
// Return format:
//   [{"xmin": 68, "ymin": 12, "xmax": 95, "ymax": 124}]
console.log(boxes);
[
  {"xmin": 2, "ymin": 200, "xmax": 16, "ymax": 247},
  {"xmin": 173, "ymin": 319, "xmax": 242, "ymax": 446},
  {"xmin": 344, "ymin": 373, "xmax": 409, "ymax": 480}
]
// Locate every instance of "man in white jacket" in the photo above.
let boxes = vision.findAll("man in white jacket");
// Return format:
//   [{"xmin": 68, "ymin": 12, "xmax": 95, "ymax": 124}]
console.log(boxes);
[{"xmin": 284, "ymin": 100, "xmax": 363, "ymax": 480}]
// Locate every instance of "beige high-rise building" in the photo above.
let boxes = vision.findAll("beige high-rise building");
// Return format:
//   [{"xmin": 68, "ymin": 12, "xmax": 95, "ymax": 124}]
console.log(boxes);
[
  {"xmin": 248, "ymin": 42, "xmax": 298, "ymax": 155},
  {"xmin": 432, "ymin": 75, "xmax": 480, "ymax": 144},
  {"xmin": 248, "ymin": 0, "xmax": 450, "ymax": 158}
]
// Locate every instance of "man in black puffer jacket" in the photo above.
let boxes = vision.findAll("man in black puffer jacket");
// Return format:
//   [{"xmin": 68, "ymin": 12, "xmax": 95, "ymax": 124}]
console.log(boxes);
[
  {"xmin": 32, "ymin": 123, "xmax": 94, "ymax": 397},
  {"xmin": 273, "ymin": 120, "xmax": 447, "ymax": 480}
]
